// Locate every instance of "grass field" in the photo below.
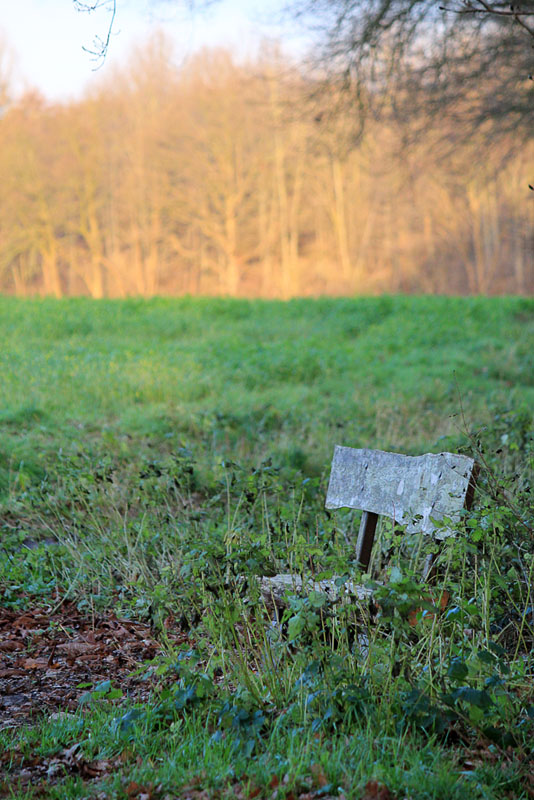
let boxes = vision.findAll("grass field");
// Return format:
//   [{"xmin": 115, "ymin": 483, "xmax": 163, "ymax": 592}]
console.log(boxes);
[{"xmin": 1, "ymin": 296, "xmax": 534, "ymax": 799}]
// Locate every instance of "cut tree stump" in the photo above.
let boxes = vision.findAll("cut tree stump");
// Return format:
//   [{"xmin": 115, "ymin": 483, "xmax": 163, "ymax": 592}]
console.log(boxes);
[{"xmin": 259, "ymin": 573, "xmax": 372, "ymax": 614}]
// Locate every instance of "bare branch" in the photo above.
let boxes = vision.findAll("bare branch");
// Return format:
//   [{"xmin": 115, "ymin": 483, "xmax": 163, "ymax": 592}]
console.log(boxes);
[
  {"xmin": 73, "ymin": 0, "xmax": 117, "ymax": 67},
  {"xmin": 442, "ymin": 1, "xmax": 534, "ymax": 37}
]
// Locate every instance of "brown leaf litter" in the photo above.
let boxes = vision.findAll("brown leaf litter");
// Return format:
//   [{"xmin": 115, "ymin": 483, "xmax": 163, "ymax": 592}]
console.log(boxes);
[{"xmin": 0, "ymin": 597, "xmax": 189, "ymax": 731}]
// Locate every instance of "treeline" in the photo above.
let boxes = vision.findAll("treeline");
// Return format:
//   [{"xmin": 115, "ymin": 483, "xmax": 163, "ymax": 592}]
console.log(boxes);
[{"xmin": 0, "ymin": 34, "xmax": 532, "ymax": 297}]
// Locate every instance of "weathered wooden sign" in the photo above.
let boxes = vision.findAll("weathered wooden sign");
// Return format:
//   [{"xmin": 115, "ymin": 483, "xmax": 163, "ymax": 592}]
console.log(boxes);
[{"xmin": 326, "ymin": 447, "xmax": 476, "ymax": 536}]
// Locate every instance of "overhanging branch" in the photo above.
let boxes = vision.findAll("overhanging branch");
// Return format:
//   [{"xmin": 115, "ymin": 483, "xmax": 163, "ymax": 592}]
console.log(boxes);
[
  {"xmin": 441, "ymin": 1, "xmax": 534, "ymax": 37},
  {"xmin": 73, "ymin": 0, "xmax": 117, "ymax": 66}
]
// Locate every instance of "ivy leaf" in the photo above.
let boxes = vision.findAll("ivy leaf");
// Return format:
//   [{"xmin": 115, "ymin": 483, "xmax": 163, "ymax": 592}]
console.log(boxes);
[
  {"xmin": 447, "ymin": 659, "xmax": 468, "ymax": 682},
  {"xmin": 112, "ymin": 708, "xmax": 146, "ymax": 734},
  {"xmin": 451, "ymin": 687, "xmax": 494, "ymax": 709},
  {"xmin": 477, "ymin": 649, "xmax": 497, "ymax": 665},
  {"xmin": 389, "ymin": 566, "xmax": 403, "ymax": 583},
  {"xmin": 287, "ymin": 615, "xmax": 305, "ymax": 641}
]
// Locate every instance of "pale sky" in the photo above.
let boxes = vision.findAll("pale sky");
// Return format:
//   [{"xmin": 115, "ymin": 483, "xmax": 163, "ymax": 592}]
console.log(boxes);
[{"xmin": 1, "ymin": 0, "xmax": 306, "ymax": 101}]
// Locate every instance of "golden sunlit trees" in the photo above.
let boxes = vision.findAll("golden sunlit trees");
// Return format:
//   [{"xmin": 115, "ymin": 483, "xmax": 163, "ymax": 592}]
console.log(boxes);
[
  {"xmin": 0, "ymin": 93, "xmax": 65, "ymax": 296},
  {"xmin": 176, "ymin": 50, "xmax": 264, "ymax": 296},
  {"xmin": 0, "ymin": 32, "xmax": 531, "ymax": 297}
]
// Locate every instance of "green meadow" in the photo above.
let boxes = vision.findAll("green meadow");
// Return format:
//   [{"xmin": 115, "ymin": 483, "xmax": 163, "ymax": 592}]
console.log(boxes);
[
  {"xmin": 1, "ymin": 296, "xmax": 534, "ymax": 799},
  {"xmin": 2, "ymin": 295, "xmax": 533, "ymax": 495}
]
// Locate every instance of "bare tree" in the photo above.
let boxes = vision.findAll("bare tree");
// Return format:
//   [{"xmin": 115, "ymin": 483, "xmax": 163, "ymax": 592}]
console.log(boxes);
[{"xmin": 287, "ymin": 1, "xmax": 534, "ymax": 140}]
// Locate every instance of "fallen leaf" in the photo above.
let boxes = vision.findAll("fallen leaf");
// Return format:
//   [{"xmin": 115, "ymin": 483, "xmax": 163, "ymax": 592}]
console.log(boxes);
[
  {"xmin": 47, "ymin": 760, "xmax": 66, "ymax": 779},
  {"xmin": 311, "ymin": 763, "xmax": 328, "ymax": 788},
  {"xmin": 58, "ymin": 642, "xmax": 100, "ymax": 656},
  {"xmin": 362, "ymin": 780, "xmax": 395, "ymax": 800},
  {"xmin": 81, "ymin": 759, "xmax": 111, "ymax": 777},
  {"xmin": 0, "ymin": 640, "xmax": 24, "ymax": 652},
  {"xmin": 13, "ymin": 615, "xmax": 42, "ymax": 629},
  {"xmin": 22, "ymin": 658, "xmax": 49, "ymax": 670},
  {"xmin": 63, "ymin": 742, "xmax": 82, "ymax": 763}
]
